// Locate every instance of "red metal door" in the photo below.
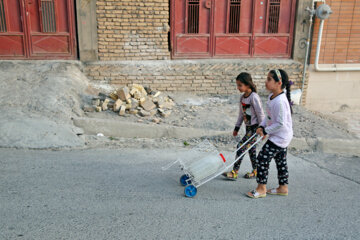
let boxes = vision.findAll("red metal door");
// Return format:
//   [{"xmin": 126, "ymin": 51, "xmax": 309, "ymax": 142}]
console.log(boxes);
[
  {"xmin": 213, "ymin": 0, "xmax": 253, "ymax": 57},
  {"xmin": 171, "ymin": 0, "xmax": 296, "ymax": 59},
  {"xmin": 172, "ymin": 0, "xmax": 212, "ymax": 58},
  {"xmin": 0, "ymin": 0, "xmax": 76, "ymax": 59},
  {"xmin": 252, "ymin": 0, "xmax": 296, "ymax": 57},
  {"xmin": 0, "ymin": 0, "xmax": 27, "ymax": 58}
]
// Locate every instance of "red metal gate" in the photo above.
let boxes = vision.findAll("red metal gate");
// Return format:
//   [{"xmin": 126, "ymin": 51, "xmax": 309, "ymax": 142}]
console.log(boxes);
[
  {"xmin": 0, "ymin": 0, "xmax": 76, "ymax": 59},
  {"xmin": 171, "ymin": 0, "xmax": 296, "ymax": 59}
]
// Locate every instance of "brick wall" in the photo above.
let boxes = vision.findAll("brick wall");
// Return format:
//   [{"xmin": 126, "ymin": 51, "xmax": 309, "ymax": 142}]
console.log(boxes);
[
  {"xmin": 96, "ymin": 0, "xmax": 170, "ymax": 60},
  {"xmin": 84, "ymin": 59, "xmax": 308, "ymax": 103},
  {"xmin": 310, "ymin": 0, "xmax": 360, "ymax": 64}
]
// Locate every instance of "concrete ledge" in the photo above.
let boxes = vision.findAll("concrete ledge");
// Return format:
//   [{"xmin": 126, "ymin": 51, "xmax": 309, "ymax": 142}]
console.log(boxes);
[
  {"xmin": 74, "ymin": 117, "xmax": 360, "ymax": 157},
  {"xmin": 73, "ymin": 117, "xmax": 227, "ymax": 139}
]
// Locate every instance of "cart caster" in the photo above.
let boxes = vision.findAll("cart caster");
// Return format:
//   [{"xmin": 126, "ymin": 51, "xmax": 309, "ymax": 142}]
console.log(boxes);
[
  {"xmin": 180, "ymin": 174, "xmax": 191, "ymax": 186},
  {"xmin": 184, "ymin": 185, "xmax": 197, "ymax": 198}
]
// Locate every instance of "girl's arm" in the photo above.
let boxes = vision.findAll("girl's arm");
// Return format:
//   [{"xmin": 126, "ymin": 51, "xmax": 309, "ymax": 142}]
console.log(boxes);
[
  {"xmin": 234, "ymin": 97, "xmax": 244, "ymax": 132},
  {"xmin": 252, "ymin": 94, "xmax": 265, "ymax": 125},
  {"xmin": 234, "ymin": 108, "xmax": 243, "ymax": 132}
]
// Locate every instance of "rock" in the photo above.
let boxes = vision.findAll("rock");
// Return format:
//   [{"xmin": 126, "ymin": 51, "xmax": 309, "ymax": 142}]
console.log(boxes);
[
  {"xmin": 158, "ymin": 108, "xmax": 171, "ymax": 118},
  {"xmin": 131, "ymin": 84, "xmax": 147, "ymax": 97},
  {"xmin": 119, "ymin": 105, "xmax": 126, "ymax": 116},
  {"xmin": 95, "ymin": 106, "xmax": 102, "ymax": 112},
  {"xmin": 98, "ymin": 92, "xmax": 107, "ymax": 100},
  {"xmin": 150, "ymin": 109, "xmax": 157, "ymax": 116},
  {"xmin": 152, "ymin": 118, "xmax": 161, "ymax": 124},
  {"xmin": 117, "ymin": 86, "xmax": 130, "ymax": 101},
  {"xmin": 144, "ymin": 86, "xmax": 153, "ymax": 95},
  {"xmin": 92, "ymin": 98, "xmax": 100, "ymax": 106},
  {"xmin": 109, "ymin": 91, "xmax": 118, "ymax": 101},
  {"xmin": 129, "ymin": 109, "xmax": 138, "ymax": 115},
  {"xmin": 154, "ymin": 91, "xmax": 161, "ymax": 98},
  {"xmin": 125, "ymin": 103, "xmax": 132, "ymax": 110},
  {"xmin": 108, "ymin": 102, "xmax": 114, "ymax": 109},
  {"xmin": 83, "ymin": 106, "xmax": 95, "ymax": 112},
  {"xmin": 139, "ymin": 109, "xmax": 151, "ymax": 117},
  {"xmin": 131, "ymin": 98, "xmax": 139, "ymax": 109},
  {"xmin": 113, "ymin": 99, "xmax": 123, "ymax": 112},
  {"xmin": 102, "ymin": 99, "xmax": 110, "ymax": 111},
  {"xmin": 140, "ymin": 97, "xmax": 156, "ymax": 111}
]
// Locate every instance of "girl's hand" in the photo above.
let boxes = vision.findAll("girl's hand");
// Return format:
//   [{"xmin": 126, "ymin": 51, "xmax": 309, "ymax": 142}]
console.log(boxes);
[
  {"xmin": 233, "ymin": 131, "xmax": 238, "ymax": 137},
  {"xmin": 256, "ymin": 128, "xmax": 267, "ymax": 140}
]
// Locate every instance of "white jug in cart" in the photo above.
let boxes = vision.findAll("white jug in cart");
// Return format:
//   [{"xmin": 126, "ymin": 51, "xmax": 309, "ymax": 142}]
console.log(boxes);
[{"xmin": 188, "ymin": 154, "xmax": 224, "ymax": 181}]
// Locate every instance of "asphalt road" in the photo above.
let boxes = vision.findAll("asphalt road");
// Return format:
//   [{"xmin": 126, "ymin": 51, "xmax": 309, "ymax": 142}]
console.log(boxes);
[{"xmin": 0, "ymin": 148, "xmax": 359, "ymax": 240}]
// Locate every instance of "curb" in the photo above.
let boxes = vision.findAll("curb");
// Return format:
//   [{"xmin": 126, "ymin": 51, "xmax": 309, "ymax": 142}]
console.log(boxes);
[
  {"xmin": 74, "ymin": 117, "xmax": 360, "ymax": 157},
  {"xmin": 290, "ymin": 137, "xmax": 360, "ymax": 157},
  {"xmin": 73, "ymin": 117, "xmax": 227, "ymax": 139}
]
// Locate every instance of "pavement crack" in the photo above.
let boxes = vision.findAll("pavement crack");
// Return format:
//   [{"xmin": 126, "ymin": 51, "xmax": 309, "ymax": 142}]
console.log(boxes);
[{"xmin": 299, "ymin": 155, "xmax": 360, "ymax": 185}]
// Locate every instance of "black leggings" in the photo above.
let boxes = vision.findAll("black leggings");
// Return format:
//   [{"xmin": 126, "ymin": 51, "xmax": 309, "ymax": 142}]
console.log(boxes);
[
  {"xmin": 256, "ymin": 140, "xmax": 289, "ymax": 185},
  {"xmin": 233, "ymin": 125, "xmax": 258, "ymax": 172}
]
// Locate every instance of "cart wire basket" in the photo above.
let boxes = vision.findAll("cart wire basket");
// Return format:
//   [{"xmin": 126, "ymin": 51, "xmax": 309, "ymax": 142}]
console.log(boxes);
[{"xmin": 162, "ymin": 133, "xmax": 262, "ymax": 197}]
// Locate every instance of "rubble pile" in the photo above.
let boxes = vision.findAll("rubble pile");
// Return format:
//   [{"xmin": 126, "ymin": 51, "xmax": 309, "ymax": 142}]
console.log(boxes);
[{"xmin": 84, "ymin": 84, "xmax": 175, "ymax": 122}]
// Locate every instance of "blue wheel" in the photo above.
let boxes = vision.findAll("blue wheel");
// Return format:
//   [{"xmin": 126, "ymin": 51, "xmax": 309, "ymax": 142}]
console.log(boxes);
[
  {"xmin": 180, "ymin": 174, "xmax": 191, "ymax": 186},
  {"xmin": 184, "ymin": 185, "xmax": 197, "ymax": 198}
]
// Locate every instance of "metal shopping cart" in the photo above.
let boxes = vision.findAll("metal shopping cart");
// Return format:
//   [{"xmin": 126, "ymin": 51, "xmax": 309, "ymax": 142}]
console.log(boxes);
[{"xmin": 162, "ymin": 133, "xmax": 262, "ymax": 197}]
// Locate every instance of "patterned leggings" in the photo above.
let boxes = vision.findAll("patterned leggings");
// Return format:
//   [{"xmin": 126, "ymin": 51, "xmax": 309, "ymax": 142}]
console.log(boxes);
[
  {"xmin": 233, "ymin": 125, "xmax": 258, "ymax": 172},
  {"xmin": 256, "ymin": 140, "xmax": 289, "ymax": 185}
]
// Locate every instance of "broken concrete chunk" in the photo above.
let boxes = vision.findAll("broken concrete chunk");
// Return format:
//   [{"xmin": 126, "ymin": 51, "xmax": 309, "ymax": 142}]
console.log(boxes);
[
  {"xmin": 131, "ymin": 98, "xmax": 139, "ymax": 109},
  {"xmin": 92, "ymin": 98, "xmax": 100, "ymax": 107},
  {"xmin": 139, "ymin": 109, "xmax": 151, "ymax": 117},
  {"xmin": 152, "ymin": 118, "xmax": 161, "ymax": 124},
  {"xmin": 140, "ymin": 98, "xmax": 156, "ymax": 111},
  {"xmin": 125, "ymin": 103, "xmax": 132, "ymax": 110},
  {"xmin": 119, "ymin": 105, "xmax": 126, "ymax": 116},
  {"xmin": 117, "ymin": 86, "xmax": 130, "ymax": 101},
  {"xmin": 113, "ymin": 99, "xmax": 123, "ymax": 112},
  {"xmin": 129, "ymin": 109, "xmax": 139, "ymax": 115},
  {"xmin": 109, "ymin": 91, "xmax": 118, "ymax": 101},
  {"xmin": 95, "ymin": 106, "xmax": 102, "ymax": 112},
  {"xmin": 102, "ymin": 99, "xmax": 110, "ymax": 111},
  {"xmin": 154, "ymin": 91, "xmax": 161, "ymax": 98},
  {"xmin": 131, "ymin": 84, "xmax": 147, "ymax": 96},
  {"xmin": 158, "ymin": 108, "xmax": 171, "ymax": 118}
]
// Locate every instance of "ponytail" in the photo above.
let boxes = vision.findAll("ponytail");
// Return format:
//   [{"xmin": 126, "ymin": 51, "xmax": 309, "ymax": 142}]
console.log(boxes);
[
  {"xmin": 236, "ymin": 72, "xmax": 257, "ymax": 93},
  {"xmin": 270, "ymin": 69, "xmax": 293, "ymax": 114}
]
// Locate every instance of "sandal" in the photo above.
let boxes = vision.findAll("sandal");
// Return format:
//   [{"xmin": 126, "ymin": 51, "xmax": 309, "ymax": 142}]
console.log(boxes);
[
  {"xmin": 244, "ymin": 169, "xmax": 257, "ymax": 179},
  {"xmin": 246, "ymin": 190, "xmax": 266, "ymax": 199},
  {"xmin": 267, "ymin": 188, "xmax": 288, "ymax": 196},
  {"xmin": 222, "ymin": 170, "xmax": 238, "ymax": 180}
]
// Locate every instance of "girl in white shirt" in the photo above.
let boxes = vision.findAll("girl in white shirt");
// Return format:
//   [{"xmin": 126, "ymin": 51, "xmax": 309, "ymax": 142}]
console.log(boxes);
[{"xmin": 247, "ymin": 69, "xmax": 293, "ymax": 199}]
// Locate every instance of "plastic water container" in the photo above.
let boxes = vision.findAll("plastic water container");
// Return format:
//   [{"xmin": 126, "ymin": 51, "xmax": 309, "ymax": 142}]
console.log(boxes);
[{"xmin": 187, "ymin": 154, "xmax": 225, "ymax": 181}]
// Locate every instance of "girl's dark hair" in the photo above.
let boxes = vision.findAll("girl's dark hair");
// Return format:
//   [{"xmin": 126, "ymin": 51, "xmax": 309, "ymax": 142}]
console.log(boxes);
[
  {"xmin": 269, "ymin": 69, "xmax": 293, "ymax": 114},
  {"xmin": 236, "ymin": 72, "xmax": 257, "ymax": 93}
]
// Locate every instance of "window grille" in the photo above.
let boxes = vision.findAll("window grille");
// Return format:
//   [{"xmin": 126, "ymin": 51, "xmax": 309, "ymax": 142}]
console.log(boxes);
[
  {"xmin": 268, "ymin": 0, "xmax": 280, "ymax": 33},
  {"xmin": 187, "ymin": 0, "xmax": 199, "ymax": 34},
  {"xmin": 229, "ymin": 0, "xmax": 241, "ymax": 33},
  {"xmin": 40, "ymin": 0, "xmax": 56, "ymax": 33},
  {"xmin": 0, "ymin": 0, "xmax": 6, "ymax": 32}
]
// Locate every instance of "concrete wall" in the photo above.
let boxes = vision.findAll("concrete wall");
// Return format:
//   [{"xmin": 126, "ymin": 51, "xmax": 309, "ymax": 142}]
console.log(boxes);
[
  {"xmin": 305, "ymin": 64, "xmax": 360, "ymax": 111},
  {"xmin": 76, "ymin": 0, "xmax": 98, "ymax": 61},
  {"xmin": 292, "ymin": 0, "xmax": 313, "ymax": 63}
]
